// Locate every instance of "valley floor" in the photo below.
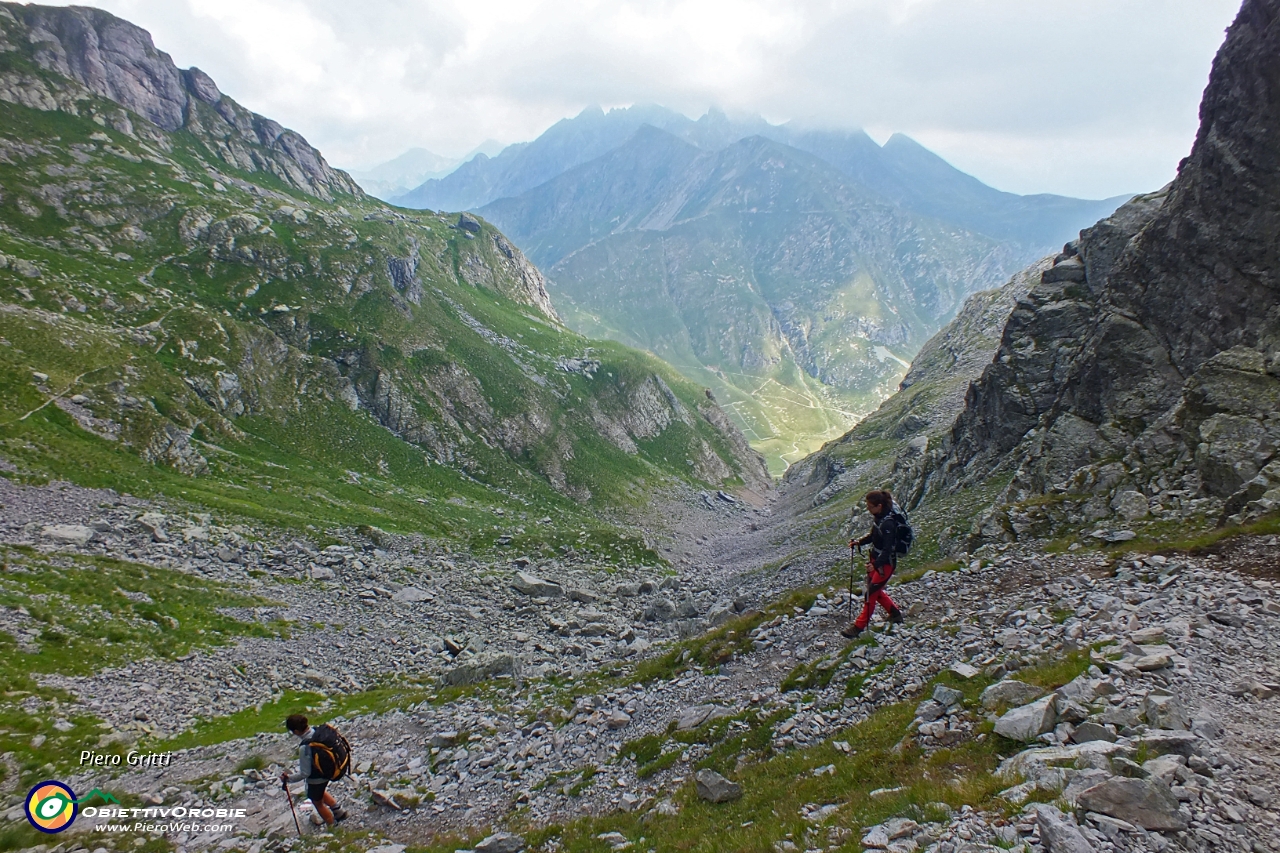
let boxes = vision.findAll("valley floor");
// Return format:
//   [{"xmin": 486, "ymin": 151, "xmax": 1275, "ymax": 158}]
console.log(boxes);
[{"xmin": 0, "ymin": 473, "xmax": 1278, "ymax": 853}]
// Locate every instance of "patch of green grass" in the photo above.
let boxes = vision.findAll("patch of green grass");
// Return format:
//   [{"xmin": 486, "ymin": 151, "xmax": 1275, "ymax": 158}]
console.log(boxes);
[
  {"xmin": 0, "ymin": 545, "xmax": 289, "ymax": 787},
  {"xmin": 1146, "ymin": 510, "xmax": 1280, "ymax": 556},
  {"xmin": 781, "ymin": 642, "xmax": 855, "ymax": 694},
  {"xmin": 637, "ymin": 750, "xmax": 682, "ymax": 780},
  {"xmin": 622, "ymin": 732, "xmax": 668, "ymax": 766},
  {"xmin": 153, "ymin": 676, "xmax": 438, "ymax": 752},
  {"xmin": 154, "ymin": 689, "xmax": 325, "ymax": 752}
]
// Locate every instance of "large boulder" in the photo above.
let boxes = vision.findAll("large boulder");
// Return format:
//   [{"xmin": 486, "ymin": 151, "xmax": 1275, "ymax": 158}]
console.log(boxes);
[
  {"xmin": 1143, "ymin": 693, "xmax": 1189, "ymax": 730},
  {"xmin": 41, "ymin": 524, "xmax": 96, "ymax": 547},
  {"xmin": 981, "ymin": 679, "xmax": 1044, "ymax": 710},
  {"xmin": 511, "ymin": 571, "xmax": 562, "ymax": 598},
  {"xmin": 1034, "ymin": 804, "xmax": 1094, "ymax": 853},
  {"xmin": 994, "ymin": 695, "xmax": 1057, "ymax": 742},
  {"xmin": 694, "ymin": 769, "xmax": 741, "ymax": 803},
  {"xmin": 1076, "ymin": 777, "xmax": 1188, "ymax": 831},
  {"xmin": 440, "ymin": 652, "xmax": 515, "ymax": 687},
  {"xmin": 474, "ymin": 833, "xmax": 525, "ymax": 853}
]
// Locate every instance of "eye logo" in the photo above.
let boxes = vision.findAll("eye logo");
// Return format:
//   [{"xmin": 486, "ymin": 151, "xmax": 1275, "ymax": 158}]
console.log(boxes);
[{"xmin": 25, "ymin": 781, "xmax": 78, "ymax": 833}]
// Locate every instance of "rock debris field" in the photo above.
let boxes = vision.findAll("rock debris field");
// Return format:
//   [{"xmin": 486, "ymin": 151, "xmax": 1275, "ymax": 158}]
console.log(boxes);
[{"xmin": 0, "ymin": 474, "xmax": 1278, "ymax": 853}]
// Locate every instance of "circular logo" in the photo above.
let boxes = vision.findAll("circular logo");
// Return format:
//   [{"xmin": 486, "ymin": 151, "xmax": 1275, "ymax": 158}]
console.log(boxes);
[{"xmin": 25, "ymin": 780, "xmax": 77, "ymax": 833}]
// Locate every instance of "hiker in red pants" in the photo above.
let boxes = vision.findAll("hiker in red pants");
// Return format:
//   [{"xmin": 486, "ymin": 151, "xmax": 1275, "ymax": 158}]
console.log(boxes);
[{"xmin": 841, "ymin": 490, "xmax": 905, "ymax": 639}]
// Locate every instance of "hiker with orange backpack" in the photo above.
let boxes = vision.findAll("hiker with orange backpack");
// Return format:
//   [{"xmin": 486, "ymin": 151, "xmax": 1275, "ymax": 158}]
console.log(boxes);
[
  {"xmin": 280, "ymin": 714, "xmax": 351, "ymax": 828},
  {"xmin": 841, "ymin": 490, "xmax": 911, "ymax": 639}
]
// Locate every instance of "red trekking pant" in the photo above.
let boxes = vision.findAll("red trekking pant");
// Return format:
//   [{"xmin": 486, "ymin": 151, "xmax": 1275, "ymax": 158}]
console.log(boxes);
[{"xmin": 853, "ymin": 561, "xmax": 898, "ymax": 630}]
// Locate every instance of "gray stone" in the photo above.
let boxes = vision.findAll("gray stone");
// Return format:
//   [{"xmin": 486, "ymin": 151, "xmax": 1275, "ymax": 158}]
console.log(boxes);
[
  {"xmin": 643, "ymin": 597, "xmax": 677, "ymax": 621},
  {"xmin": 1143, "ymin": 693, "xmax": 1188, "ymax": 730},
  {"xmin": 440, "ymin": 652, "xmax": 515, "ymax": 687},
  {"xmin": 694, "ymin": 769, "xmax": 741, "ymax": 803},
  {"xmin": 1034, "ymin": 804, "xmax": 1094, "ymax": 853},
  {"xmin": 932, "ymin": 684, "xmax": 964, "ymax": 708},
  {"xmin": 1071, "ymin": 722, "xmax": 1117, "ymax": 744},
  {"xmin": 1111, "ymin": 490, "xmax": 1150, "ymax": 521},
  {"xmin": 392, "ymin": 586, "xmax": 432, "ymax": 602},
  {"xmin": 1076, "ymin": 777, "xmax": 1188, "ymax": 831},
  {"xmin": 675, "ymin": 596, "xmax": 700, "ymax": 618},
  {"xmin": 1100, "ymin": 706, "xmax": 1141, "ymax": 729},
  {"xmin": 310, "ymin": 566, "xmax": 336, "ymax": 580},
  {"xmin": 994, "ymin": 695, "xmax": 1057, "ymax": 742},
  {"xmin": 915, "ymin": 699, "xmax": 945, "ymax": 723},
  {"xmin": 40, "ymin": 524, "xmax": 96, "ymax": 546},
  {"xmin": 981, "ymin": 679, "xmax": 1044, "ymax": 710},
  {"xmin": 675, "ymin": 705, "xmax": 716, "ymax": 731},
  {"xmin": 1062, "ymin": 769, "xmax": 1113, "ymax": 807},
  {"xmin": 1142, "ymin": 755, "xmax": 1188, "ymax": 785},
  {"xmin": 431, "ymin": 731, "xmax": 458, "ymax": 748},
  {"xmin": 1055, "ymin": 698, "xmax": 1090, "ymax": 724},
  {"xmin": 1056, "ymin": 674, "xmax": 1100, "ymax": 705},
  {"xmin": 1041, "ymin": 257, "xmax": 1087, "ymax": 283},
  {"xmin": 1136, "ymin": 730, "xmax": 1201, "ymax": 758},
  {"xmin": 1133, "ymin": 653, "xmax": 1172, "ymax": 671},
  {"xmin": 511, "ymin": 571, "xmax": 562, "ymax": 598},
  {"xmin": 474, "ymin": 833, "xmax": 524, "ymax": 853}
]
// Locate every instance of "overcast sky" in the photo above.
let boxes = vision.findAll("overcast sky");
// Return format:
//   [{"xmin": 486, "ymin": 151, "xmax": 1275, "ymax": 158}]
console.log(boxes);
[{"xmin": 56, "ymin": 0, "xmax": 1242, "ymax": 198}]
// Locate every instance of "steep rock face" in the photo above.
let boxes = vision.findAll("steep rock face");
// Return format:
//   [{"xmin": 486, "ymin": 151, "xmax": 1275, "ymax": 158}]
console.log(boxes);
[
  {"xmin": 781, "ymin": 258, "xmax": 1045, "ymax": 510},
  {"xmin": 909, "ymin": 0, "xmax": 1280, "ymax": 543},
  {"xmin": 0, "ymin": 2, "xmax": 360, "ymax": 200}
]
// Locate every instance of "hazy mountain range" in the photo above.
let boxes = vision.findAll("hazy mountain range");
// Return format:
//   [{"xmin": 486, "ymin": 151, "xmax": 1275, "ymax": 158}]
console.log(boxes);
[
  {"xmin": 349, "ymin": 141, "xmax": 504, "ymax": 199},
  {"xmin": 389, "ymin": 106, "xmax": 1130, "ymax": 471}
]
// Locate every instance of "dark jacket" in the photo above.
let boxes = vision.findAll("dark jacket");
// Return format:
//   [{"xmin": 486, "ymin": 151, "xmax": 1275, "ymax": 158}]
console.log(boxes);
[{"xmin": 854, "ymin": 512, "xmax": 899, "ymax": 569}]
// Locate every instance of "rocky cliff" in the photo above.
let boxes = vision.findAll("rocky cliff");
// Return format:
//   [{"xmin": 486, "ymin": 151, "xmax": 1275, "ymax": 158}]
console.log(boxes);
[
  {"xmin": 902, "ymin": 0, "xmax": 1280, "ymax": 548},
  {"xmin": 0, "ymin": 2, "xmax": 360, "ymax": 200}
]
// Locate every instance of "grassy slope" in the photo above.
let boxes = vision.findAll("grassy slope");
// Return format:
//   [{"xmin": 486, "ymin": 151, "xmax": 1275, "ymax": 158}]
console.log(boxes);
[{"xmin": 0, "ymin": 53, "xmax": 753, "ymax": 556}]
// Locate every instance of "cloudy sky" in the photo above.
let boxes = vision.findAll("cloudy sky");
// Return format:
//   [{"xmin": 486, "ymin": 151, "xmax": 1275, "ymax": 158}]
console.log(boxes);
[{"xmin": 56, "ymin": 0, "xmax": 1241, "ymax": 198}]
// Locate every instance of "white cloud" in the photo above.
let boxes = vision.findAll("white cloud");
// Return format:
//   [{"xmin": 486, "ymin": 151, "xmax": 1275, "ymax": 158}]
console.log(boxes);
[{"xmin": 49, "ymin": 0, "xmax": 1241, "ymax": 197}]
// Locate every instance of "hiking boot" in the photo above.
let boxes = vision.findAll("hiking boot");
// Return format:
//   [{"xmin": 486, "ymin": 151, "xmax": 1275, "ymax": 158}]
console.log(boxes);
[
  {"xmin": 889, "ymin": 609, "xmax": 905, "ymax": 625},
  {"xmin": 840, "ymin": 623, "xmax": 863, "ymax": 639},
  {"xmin": 332, "ymin": 807, "xmax": 349, "ymax": 823}
]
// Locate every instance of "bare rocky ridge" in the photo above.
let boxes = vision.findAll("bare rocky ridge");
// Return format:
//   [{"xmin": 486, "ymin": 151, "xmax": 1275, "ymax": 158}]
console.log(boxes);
[
  {"xmin": 900, "ymin": 0, "xmax": 1280, "ymax": 549},
  {"xmin": 0, "ymin": 2, "xmax": 360, "ymax": 200}
]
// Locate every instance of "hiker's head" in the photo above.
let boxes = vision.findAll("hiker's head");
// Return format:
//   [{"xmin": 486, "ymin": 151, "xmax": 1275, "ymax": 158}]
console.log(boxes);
[
  {"xmin": 285, "ymin": 714, "xmax": 309, "ymax": 736},
  {"xmin": 864, "ymin": 490, "xmax": 893, "ymax": 516}
]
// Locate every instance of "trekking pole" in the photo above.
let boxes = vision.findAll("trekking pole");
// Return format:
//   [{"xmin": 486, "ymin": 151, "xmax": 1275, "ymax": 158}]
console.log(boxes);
[
  {"xmin": 282, "ymin": 779, "xmax": 303, "ymax": 837},
  {"xmin": 847, "ymin": 545, "xmax": 855, "ymax": 623}
]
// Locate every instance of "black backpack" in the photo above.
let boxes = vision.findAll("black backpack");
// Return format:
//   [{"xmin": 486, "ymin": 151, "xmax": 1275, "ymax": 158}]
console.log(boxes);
[
  {"xmin": 889, "ymin": 504, "xmax": 914, "ymax": 554},
  {"xmin": 306, "ymin": 724, "xmax": 352, "ymax": 781}
]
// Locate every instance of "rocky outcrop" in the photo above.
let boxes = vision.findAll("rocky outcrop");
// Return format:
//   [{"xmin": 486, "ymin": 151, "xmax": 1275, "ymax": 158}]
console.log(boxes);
[
  {"xmin": 0, "ymin": 2, "xmax": 360, "ymax": 200},
  {"xmin": 904, "ymin": 0, "xmax": 1280, "ymax": 544}
]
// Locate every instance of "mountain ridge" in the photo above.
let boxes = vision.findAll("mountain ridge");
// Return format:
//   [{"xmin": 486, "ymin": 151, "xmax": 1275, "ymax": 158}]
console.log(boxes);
[
  {"xmin": 478, "ymin": 124, "xmax": 1034, "ymax": 471},
  {"xmin": 0, "ymin": 1, "xmax": 769, "ymax": 549},
  {"xmin": 0, "ymin": 2, "xmax": 360, "ymax": 200}
]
